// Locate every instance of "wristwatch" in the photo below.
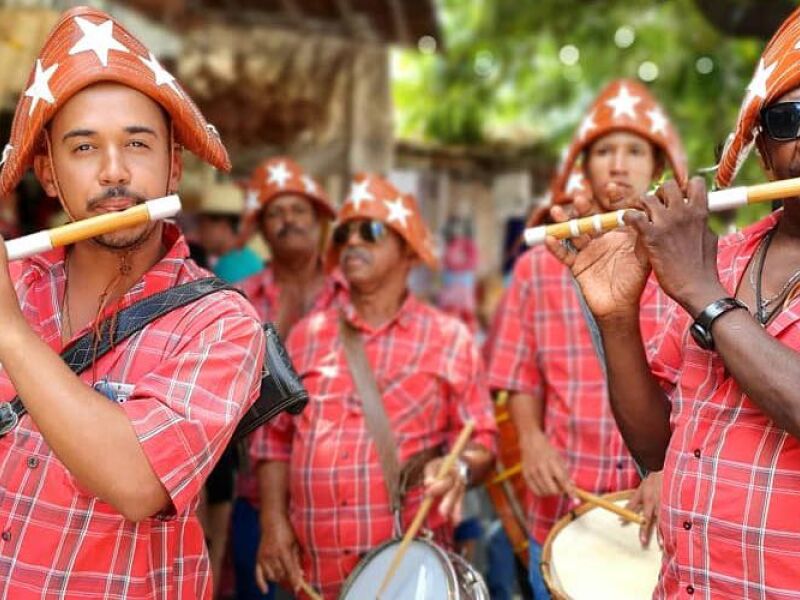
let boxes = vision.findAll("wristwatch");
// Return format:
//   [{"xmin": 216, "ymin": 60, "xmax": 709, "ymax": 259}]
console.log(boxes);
[
  {"xmin": 690, "ymin": 297, "xmax": 747, "ymax": 350},
  {"xmin": 456, "ymin": 458, "xmax": 472, "ymax": 487}
]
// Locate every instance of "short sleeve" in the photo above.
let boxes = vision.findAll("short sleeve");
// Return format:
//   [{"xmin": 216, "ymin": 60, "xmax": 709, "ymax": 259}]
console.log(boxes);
[
  {"xmin": 486, "ymin": 250, "xmax": 543, "ymax": 398},
  {"xmin": 445, "ymin": 319, "xmax": 498, "ymax": 453},
  {"xmin": 123, "ymin": 295, "xmax": 265, "ymax": 515}
]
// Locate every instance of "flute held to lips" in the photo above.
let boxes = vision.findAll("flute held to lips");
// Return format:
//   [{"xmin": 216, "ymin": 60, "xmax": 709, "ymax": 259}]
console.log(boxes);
[
  {"xmin": 523, "ymin": 176, "xmax": 800, "ymax": 246},
  {"xmin": 4, "ymin": 195, "xmax": 182, "ymax": 261}
]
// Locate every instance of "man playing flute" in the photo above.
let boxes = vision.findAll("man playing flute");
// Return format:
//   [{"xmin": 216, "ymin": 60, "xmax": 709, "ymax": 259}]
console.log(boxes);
[
  {"xmin": 549, "ymin": 7, "xmax": 800, "ymax": 598},
  {"xmin": 0, "ymin": 7, "xmax": 264, "ymax": 599},
  {"xmin": 487, "ymin": 79, "xmax": 687, "ymax": 597}
]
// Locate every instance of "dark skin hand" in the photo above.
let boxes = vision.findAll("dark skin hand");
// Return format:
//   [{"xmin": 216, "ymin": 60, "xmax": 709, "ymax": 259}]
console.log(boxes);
[{"xmin": 548, "ymin": 176, "xmax": 800, "ymax": 470}]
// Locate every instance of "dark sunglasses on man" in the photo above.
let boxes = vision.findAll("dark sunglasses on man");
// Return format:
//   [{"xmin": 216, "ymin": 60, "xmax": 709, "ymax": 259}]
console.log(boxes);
[
  {"xmin": 332, "ymin": 219, "xmax": 388, "ymax": 246},
  {"xmin": 760, "ymin": 101, "xmax": 800, "ymax": 141}
]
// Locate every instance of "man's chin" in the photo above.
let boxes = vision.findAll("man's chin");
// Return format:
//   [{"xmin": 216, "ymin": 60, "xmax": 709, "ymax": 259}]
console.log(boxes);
[{"xmin": 94, "ymin": 225, "xmax": 156, "ymax": 250}]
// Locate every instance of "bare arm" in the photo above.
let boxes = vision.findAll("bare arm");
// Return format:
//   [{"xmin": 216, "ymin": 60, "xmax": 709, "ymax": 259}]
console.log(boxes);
[
  {"xmin": 0, "ymin": 323, "xmax": 169, "ymax": 521},
  {"xmin": 255, "ymin": 460, "xmax": 303, "ymax": 592},
  {"xmin": 509, "ymin": 391, "xmax": 573, "ymax": 495}
]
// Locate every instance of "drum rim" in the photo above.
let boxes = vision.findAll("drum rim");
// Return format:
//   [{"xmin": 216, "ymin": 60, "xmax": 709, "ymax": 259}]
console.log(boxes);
[
  {"xmin": 338, "ymin": 536, "xmax": 460, "ymax": 599},
  {"xmin": 540, "ymin": 489, "xmax": 635, "ymax": 600}
]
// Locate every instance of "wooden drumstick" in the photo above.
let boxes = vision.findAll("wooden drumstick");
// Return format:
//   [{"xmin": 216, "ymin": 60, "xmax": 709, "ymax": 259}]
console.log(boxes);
[
  {"xmin": 523, "ymin": 175, "xmax": 800, "ymax": 246},
  {"xmin": 376, "ymin": 420, "xmax": 476, "ymax": 599},
  {"xmin": 574, "ymin": 488, "xmax": 645, "ymax": 525},
  {"xmin": 298, "ymin": 578, "xmax": 322, "ymax": 600},
  {"xmin": 4, "ymin": 195, "xmax": 181, "ymax": 260}
]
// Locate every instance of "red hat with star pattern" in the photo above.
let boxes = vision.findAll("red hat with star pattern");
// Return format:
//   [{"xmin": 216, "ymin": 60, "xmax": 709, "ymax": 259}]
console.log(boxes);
[
  {"xmin": 549, "ymin": 78, "xmax": 687, "ymax": 204},
  {"xmin": 244, "ymin": 156, "xmax": 335, "ymax": 220},
  {"xmin": 327, "ymin": 173, "xmax": 439, "ymax": 271},
  {"xmin": 716, "ymin": 6, "xmax": 800, "ymax": 187},
  {"xmin": 0, "ymin": 5, "xmax": 230, "ymax": 199}
]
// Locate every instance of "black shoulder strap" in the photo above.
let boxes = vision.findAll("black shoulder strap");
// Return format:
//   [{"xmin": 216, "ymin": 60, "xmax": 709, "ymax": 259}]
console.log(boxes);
[{"xmin": 0, "ymin": 277, "xmax": 233, "ymax": 436}]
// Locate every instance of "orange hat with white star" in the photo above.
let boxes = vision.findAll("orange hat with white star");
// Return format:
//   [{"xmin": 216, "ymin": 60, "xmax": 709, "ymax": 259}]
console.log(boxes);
[
  {"xmin": 716, "ymin": 6, "xmax": 800, "ymax": 187},
  {"xmin": 0, "ymin": 5, "xmax": 230, "ymax": 199},
  {"xmin": 328, "ymin": 174, "xmax": 439, "ymax": 271},
  {"xmin": 549, "ymin": 78, "xmax": 687, "ymax": 204},
  {"xmin": 244, "ymin": 156, "xmax": 335, "ymax": 220}
]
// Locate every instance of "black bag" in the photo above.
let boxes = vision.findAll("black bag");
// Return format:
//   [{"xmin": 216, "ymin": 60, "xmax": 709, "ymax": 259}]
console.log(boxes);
[{"xmin": 232, "ymin": 321, "xmax": 308, "ymax": 442}]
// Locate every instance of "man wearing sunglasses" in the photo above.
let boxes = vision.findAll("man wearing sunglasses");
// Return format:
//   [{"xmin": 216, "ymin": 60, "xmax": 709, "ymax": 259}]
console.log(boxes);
[
  {"xmin": 549, "ymin": 7, "xmax": 800, "ymax": 597},
  {"xmin": 253, "ymin": 174, "xmax": 497, "ymax": 597},
  {"xmin": 237, "ymin": 157, "xmax": 343, "ymax": 600},
  {"xmin": 487, "ymin": 79, "xmax": 687, "ymax": 598}
]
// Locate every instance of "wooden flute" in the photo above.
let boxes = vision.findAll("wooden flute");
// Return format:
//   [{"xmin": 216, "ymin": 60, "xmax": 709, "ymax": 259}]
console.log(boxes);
[
  {"xmin": 4, "ymin": 195, "xmax": 181, "ymax": 260},
  {"xmin": 523, "ymin": 176, "xmax": 800, "ymax": 246}
]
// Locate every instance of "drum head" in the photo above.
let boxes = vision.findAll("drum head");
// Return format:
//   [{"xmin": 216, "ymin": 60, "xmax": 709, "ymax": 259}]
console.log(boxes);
[
  {"xmin": 340, "ymin": 539, "xmax": 455, "ymax": 600},
  {"xmin": 542, "ymin": 491, "xmax": 661, "ymax": 600}
]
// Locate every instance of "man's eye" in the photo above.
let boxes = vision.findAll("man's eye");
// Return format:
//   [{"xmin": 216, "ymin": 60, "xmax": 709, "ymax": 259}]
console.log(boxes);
[
  {"xmin": 75, "ymin": 144, "xmax": 93, "ymax": 153},
  {"xmin": 128, "ymin": 140, "xmax": 149, "ymax": 148}
]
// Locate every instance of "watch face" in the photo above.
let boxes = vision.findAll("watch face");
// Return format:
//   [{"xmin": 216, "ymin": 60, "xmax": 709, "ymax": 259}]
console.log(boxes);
[{"xmin": 690, "ymin": 322, "xmax": 713, "ymax": 350}]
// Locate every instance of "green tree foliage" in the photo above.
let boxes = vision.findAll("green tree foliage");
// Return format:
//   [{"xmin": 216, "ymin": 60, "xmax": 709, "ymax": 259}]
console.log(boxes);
[{"xmin": 394, "ymin": 0, "xmax": 781, "ymax": 211}]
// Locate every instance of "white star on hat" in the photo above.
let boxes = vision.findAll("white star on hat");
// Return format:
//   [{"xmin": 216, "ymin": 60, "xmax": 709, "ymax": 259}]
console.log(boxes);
[
  {"xmin": 746, "ymin": 58, "xmax": 776, "ymax": 104},
  {"xmin": 245, "ymin": 189, "xmax": 260, "ymax": 211},
  {"xmin": 267, "ymin": 161, "xmax": 292, "ymax": 188},
  {"xmin": 0, "ymin": 144, "xmax": 13, "ymax": 166},
  {"xmin": 646, "ymin": 107, "xmax": 668, "ymax": 136},
  {"xmin": 301, "ymin": 175, "xmax": 318, "ymax": 195},
  {"xmin": 348, "ymin": 179, "xmax": 374, "ymax": 211},
  {"xmin": 605, "ymin": 84, "xmax": 641, "ymax": 119},
  {"xmin": 566, "ymin": 172, "xmax": 585, "ymax": 194},
  {"xmin": 25, "ymin": 59, "xmax": 58, "ymax": 116},
  {"xmin": 384, "ymin": 197, "xmax": 412, "ymax": 228},
  {"xmin": 139, "ymin": 51, "xmax": 181, "ymax": 96},
  {"xmin": 578, "ymin": 110, "xmax": 597, "ymax": 139},
  {"xmin": 69, "ymin": 17, "xmax": 129, "ymax": 68}
]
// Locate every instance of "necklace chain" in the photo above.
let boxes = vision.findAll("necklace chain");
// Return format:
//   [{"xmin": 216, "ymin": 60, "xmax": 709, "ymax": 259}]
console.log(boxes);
[{"xmin": 749, "ymin": 227, "xmax": 800, "ymax": 325}]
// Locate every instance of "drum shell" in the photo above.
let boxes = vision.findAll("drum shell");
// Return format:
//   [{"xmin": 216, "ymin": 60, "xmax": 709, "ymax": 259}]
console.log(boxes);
[
  {"xmin": 484, "ymin": 393, "xmax": 530, "ymax": 565},
  {"xmin": 338, "ymin": 536, "xmax": 489, "ymax": 600}
]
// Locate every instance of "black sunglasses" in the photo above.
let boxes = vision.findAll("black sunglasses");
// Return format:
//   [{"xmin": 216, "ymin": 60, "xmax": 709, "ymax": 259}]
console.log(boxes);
[
  {"xmin": 760, "ymin": 102, "xmax": 800, "ymax": 141},
  {"xmin": 332, "ymin": 220, "xmax": 388, "ymax": 246}
]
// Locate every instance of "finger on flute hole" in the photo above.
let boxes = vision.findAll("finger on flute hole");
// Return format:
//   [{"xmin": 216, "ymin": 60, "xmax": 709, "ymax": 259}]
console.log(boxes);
[{"xmin": 550, "ymin": 205, "xmax": 569, "ymax": 223}]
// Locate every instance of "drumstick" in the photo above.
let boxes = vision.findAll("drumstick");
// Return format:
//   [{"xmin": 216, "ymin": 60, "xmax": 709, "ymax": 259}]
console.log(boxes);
[
  {"xmin": 523, "ymin": 176, "xmax": 800, "ymax": 246},
  {"xmin": 574, "ymin": 488, "xmax": 645, "ymax": 525},
  {"xmin": 4, "ymin": 195, "xmax": 181, "ymax": 260},
  {"xmin": 298, "ymin": 578, "xmax": 322, "ymax": 600},
  {"xmin": 376, "ymin": 420, "xmax": 476, "ymax": 600}
]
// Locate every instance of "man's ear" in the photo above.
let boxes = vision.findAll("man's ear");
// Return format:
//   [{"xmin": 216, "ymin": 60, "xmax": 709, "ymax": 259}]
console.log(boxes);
[
  {"xmin": 33, "ymin": 153, "xmax": 59, "ymax": 198},
  {"xmin": 168, "ymin": 144, "xmax": 183, "ymax": 194}
]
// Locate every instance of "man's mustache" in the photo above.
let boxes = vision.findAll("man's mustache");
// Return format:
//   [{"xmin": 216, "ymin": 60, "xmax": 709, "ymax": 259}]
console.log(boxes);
[
  {"xmin": 277, "ymin": 224, "xmax": 308, "ymax": 238},
  {"xmin": 87, "ymin": 187, "xmax": 148, "ymax": 211},
  {"xmin": 341, "ymin": 246, "xmax": 371, "ymax": 264}
]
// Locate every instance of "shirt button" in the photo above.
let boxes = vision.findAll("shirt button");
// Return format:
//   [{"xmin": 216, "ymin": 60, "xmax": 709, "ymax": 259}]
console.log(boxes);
[
  {"xmin": 683, "ymin": 521, "xmax": 692, "ymax": 531},
  {"xmin": 342, "ymin": 452, "xmax": 350, "ymax": 459},
  {"xmin": 1, "ymin": 530, "xmax": 11, "ymax": 542},
  {"xmin": 686, "ymin": 585, "xmax": 695, "ymax": 594},
  {"xmin": 616, "ymin": 461, "xmax": 624, "ymax": 469},
  {"xmin": 693, "ymin": 449, "xmax": 701, "ymax": 459},
  {"xmin": 27, "ymin": 456, "xmax": 39, "ymax": 469}
]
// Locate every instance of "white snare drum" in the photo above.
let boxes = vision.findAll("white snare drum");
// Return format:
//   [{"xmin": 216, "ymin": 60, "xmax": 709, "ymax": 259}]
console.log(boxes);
[
  {"xmin": 541, "ymin": 490, "xmax": 662, "ymax": 600},
  {"xmin": 339, "ymin": 537, "xmax": 489, "ymax": 600}
]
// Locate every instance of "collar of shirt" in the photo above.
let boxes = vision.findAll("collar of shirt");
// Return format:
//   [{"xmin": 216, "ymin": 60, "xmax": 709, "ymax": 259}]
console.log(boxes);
[
  {"xmin": 19, "ymin": 223, "xmax": 196, "ymax": 342},
  {"xmin": 716, "ymin": 210, "xmax": 800, "ymax": 336},
  {"xmin": 340, "ymin": 291, "xmax": 417, "ymax": 335}
]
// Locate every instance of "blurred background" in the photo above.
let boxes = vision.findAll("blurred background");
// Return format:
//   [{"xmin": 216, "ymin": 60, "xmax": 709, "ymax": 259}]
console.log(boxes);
[{"xmin": 0, "ymin": 0, "xmax": 793, "ymax": 305}]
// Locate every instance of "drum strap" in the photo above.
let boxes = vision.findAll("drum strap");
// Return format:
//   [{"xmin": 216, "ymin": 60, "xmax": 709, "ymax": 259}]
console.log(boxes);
[{"xmin": 339, "ymin": 315, "xmax": 404, "ymax": 514}]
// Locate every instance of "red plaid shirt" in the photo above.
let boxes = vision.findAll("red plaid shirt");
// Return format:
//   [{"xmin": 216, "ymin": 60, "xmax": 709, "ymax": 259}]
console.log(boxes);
[
  {"xmin": 239, "ymin": 265, "xmax": 343, "ymax": 506},
  {"xmin": 0, "ymin": 224, "xmax": 264, "ymax": 600},
  {"xmin": 651, "ymin": 211, "xmax": 800, "ymax": 599},
  {"xmin": 250, "ymin": 295, "xmax": 497, "ymax": 598},
  {"xmin": 487, "ymin": 246, "xmax": 671, "ymax": 543}
]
